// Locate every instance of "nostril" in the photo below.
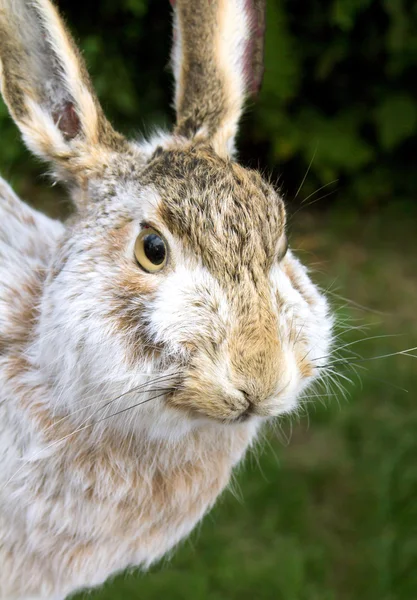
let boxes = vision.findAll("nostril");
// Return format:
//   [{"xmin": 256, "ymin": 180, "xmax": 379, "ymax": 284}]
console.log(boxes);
[
  {"xmin": 238, "ymin": 389, "xmax": 250, "ymax": 402},
  {"xmin": 238, "ymin": 389, "xmax": 254, "ymax": 415}
]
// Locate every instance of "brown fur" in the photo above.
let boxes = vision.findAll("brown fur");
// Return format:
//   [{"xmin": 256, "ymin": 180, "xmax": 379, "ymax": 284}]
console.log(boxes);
[
  {"xmin": 138, "ymin": 146, "xmax": 289, "ymax": 418},
  {"xmin": 174, "ymin": 1, "xmax": 228, "ymax": 139},
  {"xmin": 148, "ymin": 146, "xmax": 285, "ymax": 282},
  {"xmin": 174, "ymin": 0, "xmax": 266, "ymax": 152}
]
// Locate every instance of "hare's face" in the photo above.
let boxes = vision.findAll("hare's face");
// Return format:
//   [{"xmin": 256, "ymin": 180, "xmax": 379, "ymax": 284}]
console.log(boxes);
[
  {"xmin": 0, "ymin": 0, "xmax": 333, "ymax": 434},
  {"xmin": 38, "ymin": 145, "xmax": 331, "ymax": 429},
  {"xmin": 138, "ymin": 148, "xmax": 332, "ymax": 422}
]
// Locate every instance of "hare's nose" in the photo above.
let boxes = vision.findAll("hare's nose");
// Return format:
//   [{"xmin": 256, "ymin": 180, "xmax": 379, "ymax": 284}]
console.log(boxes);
[
  {"xmin": 239, "ymin": 395, "xmax": 255, "ymax": 419},
  {"xmin": 237, "ymin": 381, "xmax": 268, "ymax": 404},
  {"xmin": 238, "ymin": 388, "xmax": 253, "ymax": 406},
  {"xmin": 233, "ymin": 381, "xmax": 276, "ymax": 416},
  {"xmin": 236, "ymin": 389, "xmax": 258, "ymax": 415}
]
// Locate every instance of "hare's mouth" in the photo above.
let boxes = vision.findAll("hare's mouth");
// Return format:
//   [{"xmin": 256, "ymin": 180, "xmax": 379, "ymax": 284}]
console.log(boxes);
[
  {"xmin": 227, "ymin": 408, "xmax": 253, "ymax": 425},
  {"xmin": 166, "ymin": 386, "xmax": 266, "ymax": 426},
  {"xmin": 164, "ymin": 363, "xmax": 303, "ymax": 424}
]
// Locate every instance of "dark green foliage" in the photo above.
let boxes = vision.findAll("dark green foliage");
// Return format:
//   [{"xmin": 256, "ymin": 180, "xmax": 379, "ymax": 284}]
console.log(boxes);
[
  {"xmin": 1, "ymin": 0, "xmax": 416, "ymax": 207},
  {"xmin": 248, "ymin": 0, "xmax": 417, "ymax": 205}
]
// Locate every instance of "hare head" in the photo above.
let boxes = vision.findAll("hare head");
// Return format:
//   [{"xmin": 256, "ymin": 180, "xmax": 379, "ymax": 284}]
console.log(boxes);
[{"xmin": 0, "ymin": 0, "xmax": 332, "ymax": 439}]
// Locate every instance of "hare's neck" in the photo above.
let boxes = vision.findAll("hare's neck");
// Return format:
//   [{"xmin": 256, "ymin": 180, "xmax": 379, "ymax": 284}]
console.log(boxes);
[
  {"xmin": 6, "ymin": 310, "xmax": 257, "ymax": 487},
  {"xmin": 3, "ymin": 327, "xmax": 256, "ymax": 589},
  {"xmin": 6, "ymin": 332, "xmax": 257, "ymax": 487},
  {"xmin": 5, "ymin": 270, "xmax": 258, "ymax": 477}
]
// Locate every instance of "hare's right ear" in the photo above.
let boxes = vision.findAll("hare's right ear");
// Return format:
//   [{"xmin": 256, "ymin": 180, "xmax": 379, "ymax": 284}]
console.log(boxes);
[
  {"xmin": 0, "ymin": 0, "xmax": 124, "ymax": 179},
  {"xmin": 171, "ymin": 0, "xmax": 266, "ymax": 157}
]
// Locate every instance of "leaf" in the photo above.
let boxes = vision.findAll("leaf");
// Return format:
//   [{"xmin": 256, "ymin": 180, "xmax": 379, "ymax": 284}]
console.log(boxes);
[
  {"xmin": 296, "ymin": 109, "xmax": 374, "ymax": 178},
  {"xmin": 331, "ymin": 0, "xmax": 373, "ymax": 31},
  {"xmin": 125, "ymin": 0, "xmax": 148, "ymax": 17},
  {"xmin": 374, "ymin": 95, "xmax": 417, "ymax": 151},
  {"xmin": 261, "ymin": 0, "xmax": 301, "ymax": 103}
]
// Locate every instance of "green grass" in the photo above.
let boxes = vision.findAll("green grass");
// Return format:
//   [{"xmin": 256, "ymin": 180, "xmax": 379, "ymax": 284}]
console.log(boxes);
[{"xmin": 24, "ymin": 189, "xmax": 417, "ymax": 600}]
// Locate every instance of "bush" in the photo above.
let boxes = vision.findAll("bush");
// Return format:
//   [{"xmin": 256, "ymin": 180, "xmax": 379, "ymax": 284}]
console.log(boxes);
[{"xmin": 1, "ymin": 0, "xmax": 416, "ymax": 208}]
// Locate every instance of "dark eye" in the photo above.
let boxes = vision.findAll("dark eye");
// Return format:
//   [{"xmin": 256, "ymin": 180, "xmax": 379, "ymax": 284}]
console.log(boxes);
[{"xmin": 134, "ymin": 227, "xmax": 167, "ymax": 273}]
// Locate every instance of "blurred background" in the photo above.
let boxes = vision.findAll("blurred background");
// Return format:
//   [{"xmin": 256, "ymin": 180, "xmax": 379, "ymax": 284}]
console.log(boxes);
[{"xmin": 1, "ymin": 1, "xmax": 416, "ymax": 599}]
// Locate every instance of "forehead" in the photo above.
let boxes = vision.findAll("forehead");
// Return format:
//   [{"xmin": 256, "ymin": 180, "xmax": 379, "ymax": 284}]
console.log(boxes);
[{"xmin": 140, "ymin": 147, "xmax": 285, "ymax": 279}]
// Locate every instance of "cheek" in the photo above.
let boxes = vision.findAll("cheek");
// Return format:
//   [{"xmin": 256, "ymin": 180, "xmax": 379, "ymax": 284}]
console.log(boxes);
[
  {"xmin": 100, "ymin": 257, "xmax": 161, "ymax": 365},
  {"xmin": 146, "ymin": 265, "xmax": 230, "ymax": 352},
  {"xmin": 270, "ymin": 261, "xmax": 333, "ymax": 380}
]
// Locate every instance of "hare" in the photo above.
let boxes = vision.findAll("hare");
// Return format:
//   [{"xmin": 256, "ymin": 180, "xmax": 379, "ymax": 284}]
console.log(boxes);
[{"xmin": 0, "ymin": 0, "xmax": 333, "ymax": 599}]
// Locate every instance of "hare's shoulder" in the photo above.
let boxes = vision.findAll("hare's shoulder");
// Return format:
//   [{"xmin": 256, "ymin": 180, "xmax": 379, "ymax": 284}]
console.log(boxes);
[
  {"xmin": 0, "ymin": 177, "xmax": 64, "ymax": 262},
  {"xmin": 0, "ymin": 177, "xmax": 65, "ymax": 352}
]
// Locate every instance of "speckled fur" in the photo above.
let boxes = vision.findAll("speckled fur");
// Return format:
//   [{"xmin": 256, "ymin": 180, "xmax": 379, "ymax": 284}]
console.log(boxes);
[{"xmin": 0, "ymin": 1, "xmax": 332, "ymax": 599}]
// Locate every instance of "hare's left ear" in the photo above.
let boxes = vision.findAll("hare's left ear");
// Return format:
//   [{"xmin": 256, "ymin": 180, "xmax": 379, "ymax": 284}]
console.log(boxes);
[
  {"xmin": 0, "ymin": 0, "xmax": 124, "ymax": 179},
  {"xmin": 171, "ymin": 0, "xmax": 266, "ymax": 157}
]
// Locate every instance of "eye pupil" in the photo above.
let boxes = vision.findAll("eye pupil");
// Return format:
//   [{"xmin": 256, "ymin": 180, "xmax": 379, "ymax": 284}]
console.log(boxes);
[
  {"xmin": 143, "ymin": 234, "xmax": 166, "ymax": 265},
  {"xmin": 134, "ymin": 227, "xmax": 168, "ymax": 272}
]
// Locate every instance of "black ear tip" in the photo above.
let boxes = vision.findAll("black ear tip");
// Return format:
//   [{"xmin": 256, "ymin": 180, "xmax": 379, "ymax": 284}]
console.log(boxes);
[{"xmin": 53, "ymin": 102, "xmax": 81, "ymax": 141}]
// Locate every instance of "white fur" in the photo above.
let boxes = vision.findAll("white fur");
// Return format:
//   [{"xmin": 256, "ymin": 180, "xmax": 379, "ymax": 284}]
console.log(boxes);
[
  {"xmin": 0, "ymin": 162, "xmax": 333, "ymax": 599},
  {"xmin": 0, "ymin": 169, "xmax": 333, "ymax": 600}
]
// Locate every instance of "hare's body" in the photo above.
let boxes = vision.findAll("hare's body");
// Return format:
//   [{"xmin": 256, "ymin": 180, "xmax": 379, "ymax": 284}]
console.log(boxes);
[
  {"xmin": 0, "ymin": 1, "xmax": 333, "ymax": 599},
  {"xmin": 0, "ymin": 179, "xmax": 256, "ymax": 599}
]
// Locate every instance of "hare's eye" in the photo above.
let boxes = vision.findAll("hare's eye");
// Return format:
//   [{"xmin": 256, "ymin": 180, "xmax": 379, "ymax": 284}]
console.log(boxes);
[{"xmin": 134, "ymin": 228, "xmax": 167, "ymax": 273}]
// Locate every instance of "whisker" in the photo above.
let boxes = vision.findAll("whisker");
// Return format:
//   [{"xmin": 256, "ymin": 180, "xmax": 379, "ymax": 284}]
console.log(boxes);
[
  {"xmin": 324, "ymin": 367, "xmax": 354, "ymax": 387},
  {"xmin": 87, "ymin": 372, "xmax": 178, "ymax": 414},
  {"xmin": 293, "ymin": 321, "xmax": 306, "ymax": 348},
  {"xmin": 43, "ymin": 383, "xmax": 177, "ymax": 433},
  {"xmin": 322, "ymin": 346, "xmax": 417, "ymax": 366},
  {"xmin": 293, "ymin": 145, "xmax": 317, "ymax": 201},
  {"xmin": 95, "ymin": 390, "xmax": 170, "ymax": 424},
  {"xmin": 312, "ymin": 333, "xmax": 405, "ymax": 362},
  {"xmin": 301, "ymin": 179, "xmax": 339, "ymax": 205},
  {"xmin": 290, "ymin": 188, "xmax": 338, "ymax": 221},
  {"xmin": 326, "ymin": 290, "xmax": 390, "ymax": 316},
  {"xmin": 343, "ymin": 363, "xmax": 409, "ymax": 393},
  {"xmin": 2, "ymin": 386, "xmax": 175, "ymax": 490},
  {"xmin": 304, "ymin": 188, "xmax": 339, "ymax": 208}
]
